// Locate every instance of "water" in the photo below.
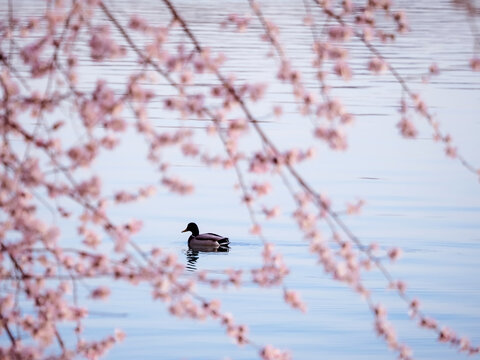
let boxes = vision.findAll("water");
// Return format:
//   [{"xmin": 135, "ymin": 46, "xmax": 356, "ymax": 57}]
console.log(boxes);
[{"xmin": 1, "ymin": 0, "xmax": 480, "ymax": 359}]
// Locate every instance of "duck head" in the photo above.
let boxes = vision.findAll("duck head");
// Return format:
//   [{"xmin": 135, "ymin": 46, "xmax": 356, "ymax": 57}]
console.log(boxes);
[{"xmin": 181, "ymin": 222, "xmax": 199, "ymax": 236}]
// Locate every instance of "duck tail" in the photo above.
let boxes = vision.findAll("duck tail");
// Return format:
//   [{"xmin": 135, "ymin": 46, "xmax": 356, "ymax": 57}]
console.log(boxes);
[{"xmin": 218, "ymin": 237, "xmax": 229, "ymax": 246}]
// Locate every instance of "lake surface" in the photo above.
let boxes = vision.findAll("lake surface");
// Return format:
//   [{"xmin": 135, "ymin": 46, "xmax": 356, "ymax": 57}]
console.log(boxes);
[{"xmin": 1, "ymin": 0, "xmax": 480, "ymax": 359}]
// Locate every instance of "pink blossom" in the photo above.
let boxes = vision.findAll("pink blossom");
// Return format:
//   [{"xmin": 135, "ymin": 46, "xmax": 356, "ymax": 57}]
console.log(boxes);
[
  {"xmin": 76, "ymin": 176, "xmax": 101, "ymax": 199},
  {"xmin": 100, "ymin": 135, "xmax": 119, "ymax": 149},
  {"xmin": 260, "ymin": 344, "xmax": 291, "ymax": 360},
  {"xmin": 128, "ymin": 15, "xmax": 149, "ymax": 32},
  {"xmin": 284, "ymin": 289, "xmax": 307, "ymax": 312},
  {"xmin": 221, "ymin": 14, "xmax": 251, "ymax": 32},
  {"xmin": 396, "ymin": 117, "xmax": 417, "ymax": 138},
  {"xmin": 89, "ymin": 25, "xmax": 125, "ymax": 61},
  {"xmin": 67, "ymin": 142, "xmax": 99, "ymax": 167},
  {"xmin": 439, "ymin": 327, "xmax": 456, "ymax": 343},
  {"xmin": 273, "ymin": 105, "xmax": 283, "ymax": 117},
  {"xmin": 368, "ymin": 57, "xmax": 387, "ymax": 74},
  {"xmin": 161, "ymin": 176, "xmax": 194, "ymax": 195},
  {"xmin": 139, "ymin": 185, "xmax": 157, "ymax": 198},
  {"xmin": 252, "ymin": 182, "xmax": 272, "ymax": 196},
  {"xmin": 181, "ymin": 143, "xmax": 200, "ymax": 157},
  {"xmin": 124, "ymin": 219, "xmax": 143, "ymax": 234},
  {"xmin": 333, "ymin": 61, "xmax": 352, "ymax": 80},
  {"xmin": 342, "ymin": 0, "xmax": 354, "ymax": 13},
  {"xmin": 470, "ymin": 57, "xmax": 480, "ymax": 71},
  {"xmin": 393, "ymin": 11, "xmax": 409, "ymax": 33},
  {"xmin": 328, "ymin": 25, "xmax": 353, "ymax": 41},
  {"xmin": 114, "ymin": 329, "xmax": 126, "ymax": 342},
  {"xmin": 19, "ymin": 158, "xmax": 43, "ymax": 186},
  {"xmin": 90, "ymin": 286, "xmax": 111, "ymax": 300},
  {"xmin": 429, "ymin": 63, "xmax": 440, "ymax": 75},
  {"xmin": 106, "ymin": 118, "xmax": 127, "ymax": 132},
  {"xmin": 346, "ymin": 199, "xmax": 365, "ymax": 215},
  {"xmin": 303, "ymin": 15, "xmax": 314, "ymax": 26},
  {"xmin": 387, "ymin": 247, "xmax": 402, "ymax": 261},
  {"xmin": 409, "ymin": 299, "xmax": 420, "ymax": 312},
  {"xmin": 445, "ymin": 145, "xmax": 457, "ymax": 158},
  {"xmin": 250, "ymin": 224, "xmax": 262, "ymax": 235},
  {"xmin": 420, "ymin": 316, "xmax": 438, "ymax": 329},
  {"xmin": 262, "ymin": 206, "xmax": 281, "ymax": 219},
  {"xmin": 82, "ymin": 228, "xmax": 101, "ymax": 249},
  {"xmin": 314, "ymin": 127, "xmax": 348, "ymax": 150}
]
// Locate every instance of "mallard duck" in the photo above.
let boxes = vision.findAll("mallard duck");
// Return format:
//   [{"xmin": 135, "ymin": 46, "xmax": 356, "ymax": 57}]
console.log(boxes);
[{"xmin": 181, "ymin": 222, "xmax": 229, "ymax": 248}]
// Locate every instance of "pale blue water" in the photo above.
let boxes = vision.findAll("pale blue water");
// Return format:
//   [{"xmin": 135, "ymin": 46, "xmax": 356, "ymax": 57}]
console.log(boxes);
[{"xmin": 1, "ymin": 0, "xmax": 480, "ymax": 359}]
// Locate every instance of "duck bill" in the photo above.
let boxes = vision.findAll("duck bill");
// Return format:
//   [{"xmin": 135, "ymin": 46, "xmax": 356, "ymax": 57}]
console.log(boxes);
[{"xmin": 181, "ymin": 228, "xmax": 188, "ymax": 233}]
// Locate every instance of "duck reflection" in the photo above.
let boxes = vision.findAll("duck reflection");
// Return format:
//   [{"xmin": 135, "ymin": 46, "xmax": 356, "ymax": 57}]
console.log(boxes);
[{"xmin": 185, "ymin": 245, "xmax": 230, "ymax": 272}]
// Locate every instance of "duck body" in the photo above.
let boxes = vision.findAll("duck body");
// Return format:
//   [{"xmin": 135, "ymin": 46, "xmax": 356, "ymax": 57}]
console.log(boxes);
[{"xmin": 182, "ymin": 222, "xmax": 229, "ymax": 248}]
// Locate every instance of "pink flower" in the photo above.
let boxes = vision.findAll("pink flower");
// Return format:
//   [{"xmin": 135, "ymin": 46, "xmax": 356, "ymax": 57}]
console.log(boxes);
[
  {"xmin": 106, "ymin": 118, "xmax": 127, "ymax": 132},
  {"xmin": 128, "ymin": 15, "xmax": 149, "ymax": 32},
  {"xmin": 283, "ymin": 289, "xmax": 307, "ymax": 312},
  {"xmin": 387, "ymin": 247, "xmax": 402, "ymax": 261},
  {"xmin": 250, "ymin": 224, "xmax": 262, "ymax": 235},
  {"xmin": 470, "ymin": 57, "xmax": 480, "ymax": 71},
  {"xmin": 346, "ymin": 199, "xmax": 365, "ymax": 215},
  {"xmin": 76, "ymin": 176, "xmax": 101, "ymax": 199},
  {"xmin": 221, "ymin": 14, "xmax": 251, "ymax": 32},
  {"xmin": 114, "ymin": 329, "xmax": 126, "ymax": 342},
  {"xmin": 303, "ymin": 15, "xmax": 313, "ymax": 26},
  {"xmin": 19, "ymin": 158, "xmax": 43, "ymax": 186},
  {"xmin": 262, "ymin": 206, "xmax": 281, "ymax": 219},
  {"xmin": 89, "ymin": 26, "xmax": 125, "ymax": 61},
  {"xmin": 181, "ymin": 143, "xmax": 200, "ymax": 157},
  {"xmin": 368, "ymin": 57, "xmax": 387, "ymax": 74},
  {"xmin": 328, "ymin": 25, "xmax": 353, "ymax": 41},
  {"xmin": 161, "ymin": 176, "xmax": 194, "ymax": 194},
  {"xmin": 393, "ymin": 11, "xmax": 409, "ymax": 33},
  {"xmin": 374, "ymin": 303, "xmax": 387, "ymax": 317},
  {"xmin": 420, "ymin": 316, "xmax": 438, "ymax": 329},
  {"xmin": 409, "ymin": 299, "xmax": 420, "ymax": 312},
  {"xmin": 429, "ymin": 63, "xmax": 440, "ymax": 75},
  {"xmin": 445, "ymin": 145, "xmax": 457, "ymax": 158},
  {"xmin": 260, "ymin": 345, "xmax": 291, "ymax": 360},
  {"xmin": 82, "ymin": 229, "xmax": 101, "ymax": 249},
  {"xmin": 314, "ymin": 127, "xmax": 348, "ymax": 150},
  {"xmin": 333, "ymin": 61, "xmax": 352, "ymax": 80},
  {"xmin": 396, "ymin": 117, "xmax": 417, "ymax": 138},
  {"xmin": 90, "ymin": 286, "xmax": 111, "ymax": 300},
  {"xmin": 273, "ymin": 105, "xmax": 283, "ymax": 117}
]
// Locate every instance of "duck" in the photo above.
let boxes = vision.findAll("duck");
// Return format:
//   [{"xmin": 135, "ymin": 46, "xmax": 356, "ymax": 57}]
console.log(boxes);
[{"xmin": 181, "ymin": 222, "xmax": 229, "ymax": 248}]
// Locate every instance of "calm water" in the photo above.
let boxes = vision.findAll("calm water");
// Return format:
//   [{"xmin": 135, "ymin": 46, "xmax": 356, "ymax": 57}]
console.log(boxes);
[{"xmin": 2, "ymin": 0, "xmax": 480, "ymax": 359}]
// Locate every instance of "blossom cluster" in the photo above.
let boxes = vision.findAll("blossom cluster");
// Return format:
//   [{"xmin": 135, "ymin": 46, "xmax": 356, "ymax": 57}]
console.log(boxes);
[{"xmin": 0, "ymin": 0, "xmax": 478, "ymax": 359}]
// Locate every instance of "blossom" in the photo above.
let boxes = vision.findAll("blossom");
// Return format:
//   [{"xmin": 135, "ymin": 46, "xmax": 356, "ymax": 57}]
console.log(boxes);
[
  {"xmin": 314, "ymin": 127, "xmax": 348, "ymax": 150},
  {"xmin": 393, "ymin": 11, "xmax": 409, "ymax": 33},
  {"xmin": 89, "ymin": 25, "xmax": 125, "ymax": 61},
  {"xmin": 262, "ymin": 206, "xmax": 281, "ymax": 219},
  {"xmin": 328, "ymin": 25, "xmax": 353, "ymax": 41},
  {"xmin": 260, "ymin": 344, "xmax": 291, "ymax": 360},
  {"xmin": 387, "ymin": 247, "xmax": 402, "ymax": 261},
  {"xmin": 429, "ymin": 63, "xmax": 440, "ymax": 75},
  {"xmin": 161, "ymin": 177, "xmax": 194, "ymax": 194},
  {"xmin": 333, "ymin": 61, "xmax": 352, "ymax": 80},
  {"xmin": 346, "ymin": 199, "xmax": 365, "ymax": 215},
  {"xmin": 470, "ymin": 57, "xmax": 480, "ymax": 71},
  {"xmin": 128, "ymin": 15, "xmax": 149, "ymax": 32},
  {"xmin": 250, "ymin": 224, "xmax": 262, "ymax": 235},
  {"xmin": 273, "ymin": 105, "xmax": 283, "ymax": 117},
  {"xmin": 90, "ymin": 286, "xmax": 111, "ymax": 300},
  {"xmin": 396, "ymin": 117, "xmax": 417, "ymax": 138},
  {"xmin": 283, "ymin": 289, "xmax": 307, "ymax": 312},
  {"xmin": 368, "ymin": 57, "xmax": 387, "ymax": 74},
  {"xmin": 221, "ymin": 14, "xmax": 251, "ymax": 32}
]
